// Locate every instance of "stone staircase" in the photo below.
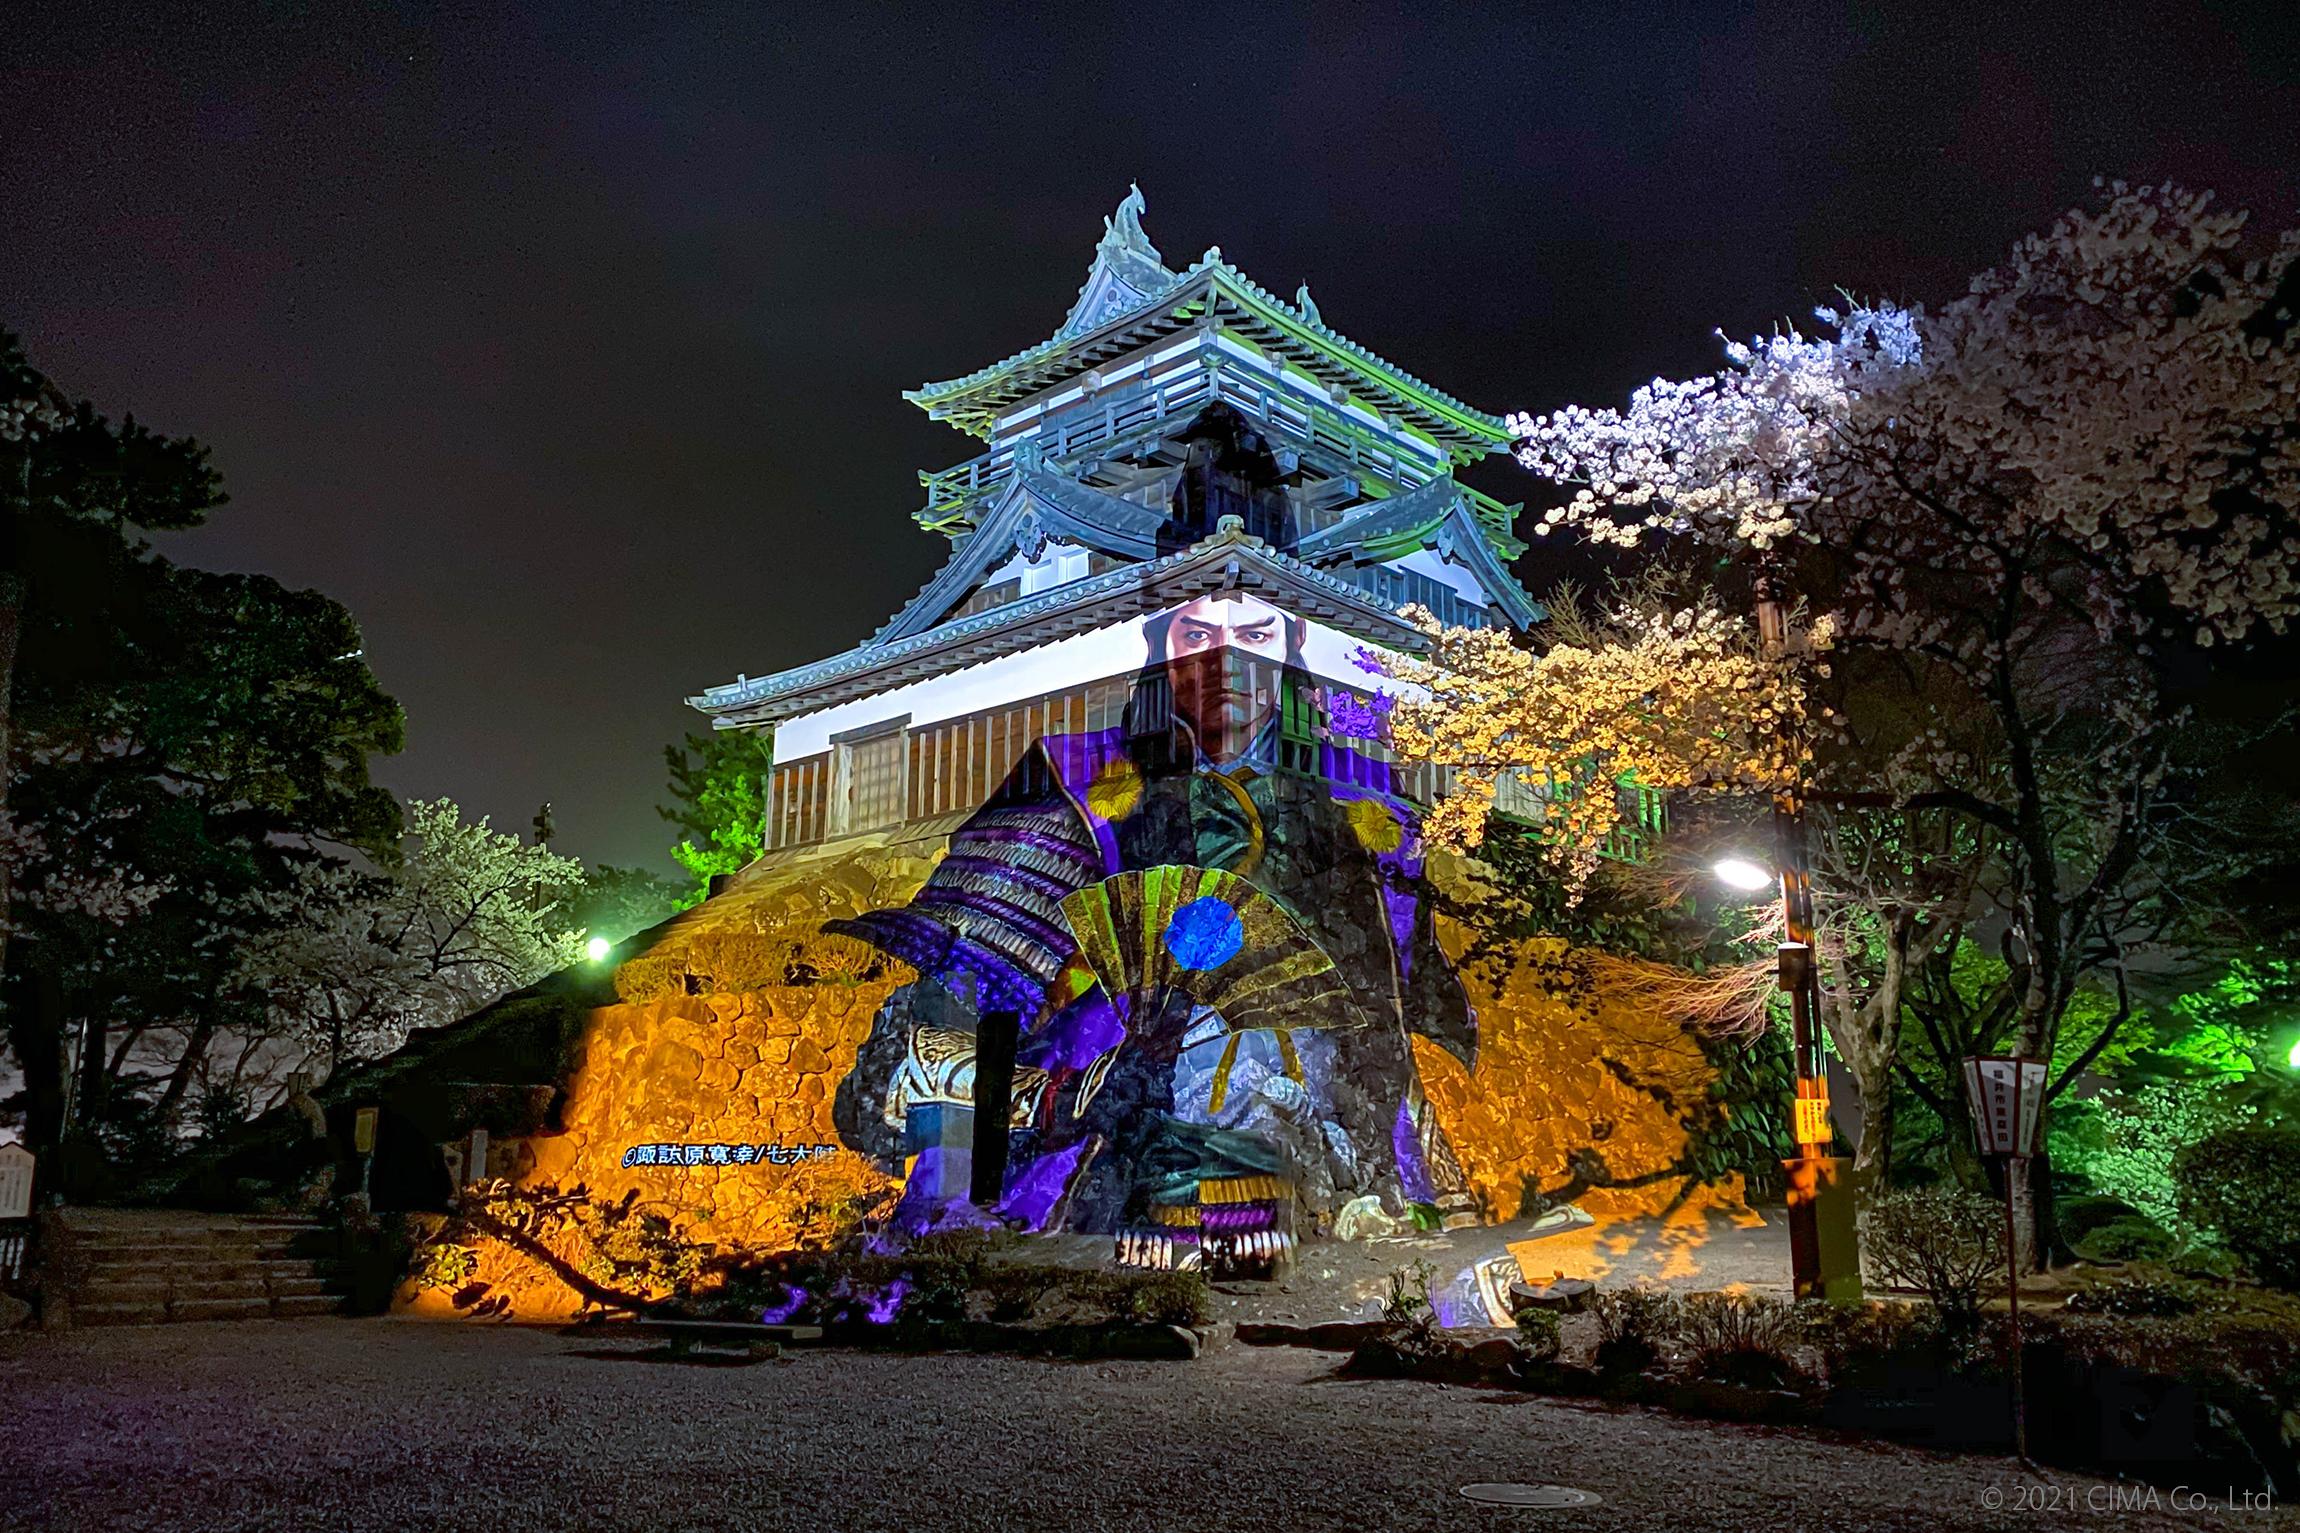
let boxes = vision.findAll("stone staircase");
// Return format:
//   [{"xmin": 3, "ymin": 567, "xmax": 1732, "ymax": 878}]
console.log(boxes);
[{"xmin": 55, "ymin": 1209, "xmax": 346, "ymax": 1326}]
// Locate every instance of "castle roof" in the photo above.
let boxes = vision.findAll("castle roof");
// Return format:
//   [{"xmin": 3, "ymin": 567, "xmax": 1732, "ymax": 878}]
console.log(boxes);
[
  {"xmin": 905, "ymin": 189, "xmax": 1512, "ymax": 462},
  {"xmin": 690, "ymin": 519, "xmax": 1436, "ymax": 731}
]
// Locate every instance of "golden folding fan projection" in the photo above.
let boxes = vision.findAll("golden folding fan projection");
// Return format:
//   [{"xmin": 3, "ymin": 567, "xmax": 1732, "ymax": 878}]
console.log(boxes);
[{"xmin": 1057, "ymin": 865, "xmax": 1355, "ymax": 1038}]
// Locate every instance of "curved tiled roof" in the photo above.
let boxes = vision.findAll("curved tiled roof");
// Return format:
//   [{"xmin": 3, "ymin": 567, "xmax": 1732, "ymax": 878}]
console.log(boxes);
[
  {"xmin": 1205, "ymin": 262, "xmax": 1509, "ymax": 441},
  {"xmin": 869, "ymin": 470, "xmax": 1166, "ymax": 646},
  {"xmin": 691, "ymin": 521, "xmax": 1429, "ymax": 727},
  {"xmin": 908, "ymin": 253, "xmax": 1510, "ymax": 448}
]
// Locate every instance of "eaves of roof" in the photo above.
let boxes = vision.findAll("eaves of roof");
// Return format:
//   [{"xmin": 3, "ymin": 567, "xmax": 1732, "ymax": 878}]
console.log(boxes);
[
  {"xmin": 906, "ymin": 257, "xmax": 1511, "ymax": 454},
  {"xmin": 1294, "ymin": 475, "xmax": 1544, "ymax": 631},
  {"xmin": 871, "ymin": 470, "xmax": 1167, "ymax": 646},
  {"xmin": 690, "ymin": 522, "xmax": 1429, "ymax": 730}
]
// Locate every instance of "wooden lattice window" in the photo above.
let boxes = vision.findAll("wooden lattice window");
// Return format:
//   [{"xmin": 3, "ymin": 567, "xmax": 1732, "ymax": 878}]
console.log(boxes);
[{"xmin": 844, "ymin": 731, "xmax": 907, "ymax": 832}]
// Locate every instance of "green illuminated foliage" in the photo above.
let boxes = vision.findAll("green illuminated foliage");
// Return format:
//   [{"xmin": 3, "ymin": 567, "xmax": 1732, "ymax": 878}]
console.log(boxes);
[
  {"xmin": 2174, "ymin": 1127, "xmax": 2300, "ymax": 1290},
  {"xmin": 660, "ymin": 728, "xmax": 775, "ymax": 901},
  {"xmin": 565, "ymin": 863, "xmax": 684, "ymax": 945}
]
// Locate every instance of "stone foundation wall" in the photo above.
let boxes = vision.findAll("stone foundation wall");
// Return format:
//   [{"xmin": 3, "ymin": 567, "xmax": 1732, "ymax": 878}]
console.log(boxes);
[
  {"xmin": 397, "ymin": 842, "xmax": 931, "ymax": 1321},
  {"xmin": 398, "ymin": 836, "xmax": 1756, "ymax": 1320},
  {"xmin": 1411, "ymin": 920, "xmax": 1750, "ymax": 1226}
]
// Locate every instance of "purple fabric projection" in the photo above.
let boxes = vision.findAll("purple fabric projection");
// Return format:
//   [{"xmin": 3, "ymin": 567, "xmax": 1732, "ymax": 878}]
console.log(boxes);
[
  {"xmin": 1394, "ymin": 1097, "xmax": 1437, "ymax": 1206},
  {"xmin": 886, "ymin": 1150, "xmax": 1011, "ymax": 1240},
  {"xmin": 1328, "ymin": 782, "xmax": 1425, "ymax": 981},
  {"xmin": 1035, "ymin": 725, "xmax": 1134, "ymax": 874},
  {"xmin": 1020, "ymin": 988, "xmax": 1126, "ymax": 1072},
  {"xmin": 757, "ymin": 1285, "xmax": 808, "ymax": 1325},
  {"xmin": 993, "ymin": 1140, "xmax": 1093, "ymax": 1231},
  {"xmin": 1318, "ymin": 740, "xmax": 1400, "ymax": 796},
  {"xmin": 863, "ymin": 1276, "xmax": 910, "ymax": 1325},
  {"xmin": 1324, "ymin": 689, "xmax": 1393, "ymax": 741},
  {"xmin": 1431, "ymin": 1264, "xmax": 1487, "ymax": 1329},
  {"xmin": 832, "ymin": 908, "xmax": 1050, "ymax": 1018}
]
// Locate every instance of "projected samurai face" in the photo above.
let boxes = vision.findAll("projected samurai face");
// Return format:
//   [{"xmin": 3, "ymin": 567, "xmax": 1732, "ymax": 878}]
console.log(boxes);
[{"xmin": 1156, "ymin": 594, "xmax": 1302, "ymax": 765}]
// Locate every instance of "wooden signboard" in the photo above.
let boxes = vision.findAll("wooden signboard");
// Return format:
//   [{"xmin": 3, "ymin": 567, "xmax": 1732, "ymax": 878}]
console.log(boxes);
[{"xmin": 0, "ymin": 1141, "xmax": 33, "ymax": 1221}]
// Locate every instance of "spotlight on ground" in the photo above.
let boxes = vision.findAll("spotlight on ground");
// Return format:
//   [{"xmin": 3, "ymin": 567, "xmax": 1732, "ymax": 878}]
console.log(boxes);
[
  {"xmin": 2287, "ymin": 1034, "xmax": 2300, "ymax": 1070},
  {"xmin": 1712, "ymin": 856, "xmax": 1774, "ymax": 893},
  {"xmin": 586, "ymin": 936, "xmax": 612, "ymax": 963}
]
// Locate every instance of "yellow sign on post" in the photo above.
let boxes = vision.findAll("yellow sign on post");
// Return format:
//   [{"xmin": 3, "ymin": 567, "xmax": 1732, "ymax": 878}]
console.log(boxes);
[
  {"xmin": 352, "ymin": 1107, "xmax": 379, "ymax": 1155},
  {"xmin": 1792, "ymin": 1095, "xmax": 1833, "ymax": 1147}
]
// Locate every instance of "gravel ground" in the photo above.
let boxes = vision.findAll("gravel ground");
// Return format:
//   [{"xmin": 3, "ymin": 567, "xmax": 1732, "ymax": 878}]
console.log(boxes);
[{"xmin": 3, "ymin": 1317, "xmax": 2289, "ymax": 1532}]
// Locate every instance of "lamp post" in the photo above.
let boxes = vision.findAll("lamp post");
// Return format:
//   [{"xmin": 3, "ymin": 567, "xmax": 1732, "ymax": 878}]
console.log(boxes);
[
  {"xmin": 1963, "ymin": 1054, "xmax": 2046, "ymax": 1462},
  {"xmin": 1751, "ymin": 570, "xmax": 1859, "ymax": 1300}
]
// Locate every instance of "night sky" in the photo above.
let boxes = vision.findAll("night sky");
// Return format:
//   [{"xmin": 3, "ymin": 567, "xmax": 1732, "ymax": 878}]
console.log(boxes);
[{"xmin": 4, "ymin": 2, "xmax": 2296, "ymax": 872}]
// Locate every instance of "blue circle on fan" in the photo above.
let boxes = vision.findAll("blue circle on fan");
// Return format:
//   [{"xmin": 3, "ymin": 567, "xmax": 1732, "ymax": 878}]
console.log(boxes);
[{"xmin": 1163, "ymin": 897, "xmax": 1244, "ymax": 970}]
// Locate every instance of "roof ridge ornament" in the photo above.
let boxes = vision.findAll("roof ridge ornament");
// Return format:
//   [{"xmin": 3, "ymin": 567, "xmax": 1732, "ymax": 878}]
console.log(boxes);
[
  {"xmin": 1101, "ymin": 182, "xmax": 1159, "ymax": 265},
  {"xmin": 1058, "ymin": 184, "xmax": 1181, "ymax": 339},
  {"xmin": 1295, "ymin": 283, "xmax": 1321, "ymax": 326},
  {"xmin": 1205, "ymin": 513, "xmax": 1267, "ymax": 551}
]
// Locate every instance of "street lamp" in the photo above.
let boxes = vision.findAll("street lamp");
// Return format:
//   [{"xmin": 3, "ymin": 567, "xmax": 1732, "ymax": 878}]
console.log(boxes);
[
  {"xmin": 1963, "ymin": 1054, "xmax": 2047, "ymax": 1462},
  {"xmin": 1745, "ymin": 569, "xmax": 1862, "ymax": 1302},
  {"xmin": 1711, "ymin": 856, "xmax": 1773, "ymax": 892}
]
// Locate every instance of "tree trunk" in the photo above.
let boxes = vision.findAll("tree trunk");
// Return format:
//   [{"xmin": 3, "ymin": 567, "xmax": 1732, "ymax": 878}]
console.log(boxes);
[
  {"xmin": 153, "ymin": 1011, "xmax": 219, "ymax": 1126},
  {"xmin": 0, "ymin": 583, "xmax": 20, "ymax": 989},
  {"xmin": 1844, "ymin": 1050, "xmax": 1896, "ymax": 1175},
  {"xmin": 1820, "ymin": 908, "xmax": 1912, "ymax": 1178},
  {"xmin": 2, "ymin": 963, "xmax": 65, "ymax": 1159},
  {"xmin": 72, "ymin": 1008, "xmax": 107, "ymax": 1135}
]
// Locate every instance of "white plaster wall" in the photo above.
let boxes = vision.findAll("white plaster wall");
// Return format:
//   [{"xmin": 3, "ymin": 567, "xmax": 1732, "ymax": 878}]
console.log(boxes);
[
  {"xmin": 774, "ymin": 603, "xmax": 1411, "ymax": 761},
  {"xmin": 1389, "ymin": 545, "xmax": 1490, "ymax": 605}
]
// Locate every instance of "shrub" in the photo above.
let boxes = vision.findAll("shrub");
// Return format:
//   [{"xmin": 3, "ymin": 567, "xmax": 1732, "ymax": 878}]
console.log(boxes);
[
  {"xmin": 1681, "ymin": 1293, "xmax": 1803, "ymax": 1388},
  {"xmin": 707, "ymin": 1247, "xmax": 1209, "ymax": 1331},
  {"xmin": 1682, "ymin": 1292, "xmax": 1797, "ymax": 1353},
  {"xmin": 2168, "ymin": 1245, "xmax": 2241, "ymax": 1281},
  {"xmin": 1120, "ymin": 1271, "xmax": 1212, "ymax": 1328},
  {"xmin": 2076, "ymin": 1215, "xmax": 2179, "ymax": 1264},
  {"xmin": 2089, "ymin": 1083, "xmax": 2253, "ymax": 1231},
  {"xmin": 2063, "ymin": 1274, "xmax": 2199, "ymax": 1317},
  {"xmin": 1591, "ymin": 1286, "xmax": 1681, "ymax": 1375},
  {"xmin": 2057, "ymin": 1194, "xmax": 2144, "ymax": 1246},
  {"xmin": 1513, "ymin": 1306, "xmax": 1562, "ymax": 1362},
  {"xmin": 2044, "ymin": 1290, "xmax": 2300, "ymax": 1408},
  {"xmin": 1794, "ymin": 1299, "xmax": 1930, "ymax": 1384},
  {"xmin": 1860, "ymin": 1186, "xmax": 2004, "ymax": 1312},
  {"xmin": 2174, "ymin": 1127, "xmax": 2300, "ymax": 1290},
  {"xmin": 1382, "ymin": 1261, "xmax": 1439, "ymax": 1338}
]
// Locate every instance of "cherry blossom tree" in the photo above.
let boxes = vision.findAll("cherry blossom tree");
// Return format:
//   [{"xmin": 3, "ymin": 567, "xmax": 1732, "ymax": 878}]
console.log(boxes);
[
  {"xmin": 1415, "ymin": 184, "xmax": 2299, "ymax": 1244},
  {"xmin": 1378, "ymin": 573, "xmax": 1828, "ymax": 882},
  {"xmin": 1511, "ymin": 183, "xmax": 2299, "ymax": 1074},
  {"xmin": 238, "ymin": 797, "xmax": 587, "ymax": 1084}
]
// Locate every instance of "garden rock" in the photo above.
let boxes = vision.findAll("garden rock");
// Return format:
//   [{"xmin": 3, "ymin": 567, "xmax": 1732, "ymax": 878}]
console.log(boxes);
[
  {"xmin": 1234, "ymin": 1320, "xmax": 1390, "ymax": 1351},
  {"xmin": 1508, "ymin": 1278, "xmax": 1593, "ymax": 1314},
  {"xmin": 1331, "ymin": 1196, "xmax": 1406, "ymax": 1242},
  {"xmin": 1665, "ymin": 1379, "xmax": 1814, "ymax": 1425}
]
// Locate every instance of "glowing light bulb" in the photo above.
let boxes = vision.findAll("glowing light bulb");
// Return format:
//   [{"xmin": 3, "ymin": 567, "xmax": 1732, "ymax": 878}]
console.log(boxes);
[
  {"xmin": 1712, "ymin": 857, "xmax": 1774, "ymax": 893},
  {"xmin": 2286, "ymin": 1035, "xmax": 2300, "ymax": 1070},
  {"xmin": 586, "ymin": 936, "xmax": 612, "ymax": 963}
]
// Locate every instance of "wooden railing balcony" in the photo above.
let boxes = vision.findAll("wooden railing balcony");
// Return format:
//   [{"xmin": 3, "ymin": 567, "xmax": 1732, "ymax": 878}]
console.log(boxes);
[{"xmin": 914, "ymin": 359, "xmax": 1495, "ymax": 536}]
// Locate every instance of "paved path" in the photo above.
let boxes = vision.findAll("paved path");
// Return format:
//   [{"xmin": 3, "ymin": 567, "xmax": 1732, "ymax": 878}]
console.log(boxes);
[{"xmin": 2, "ymin": 1317, "xmax": 2285, "ymax": 1532}]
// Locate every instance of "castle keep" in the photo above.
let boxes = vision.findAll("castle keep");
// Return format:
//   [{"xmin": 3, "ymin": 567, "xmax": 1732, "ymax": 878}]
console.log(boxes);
[{"xmin": 372, "ymin": 192, "xmax": 1747, "ymax": 1323}]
